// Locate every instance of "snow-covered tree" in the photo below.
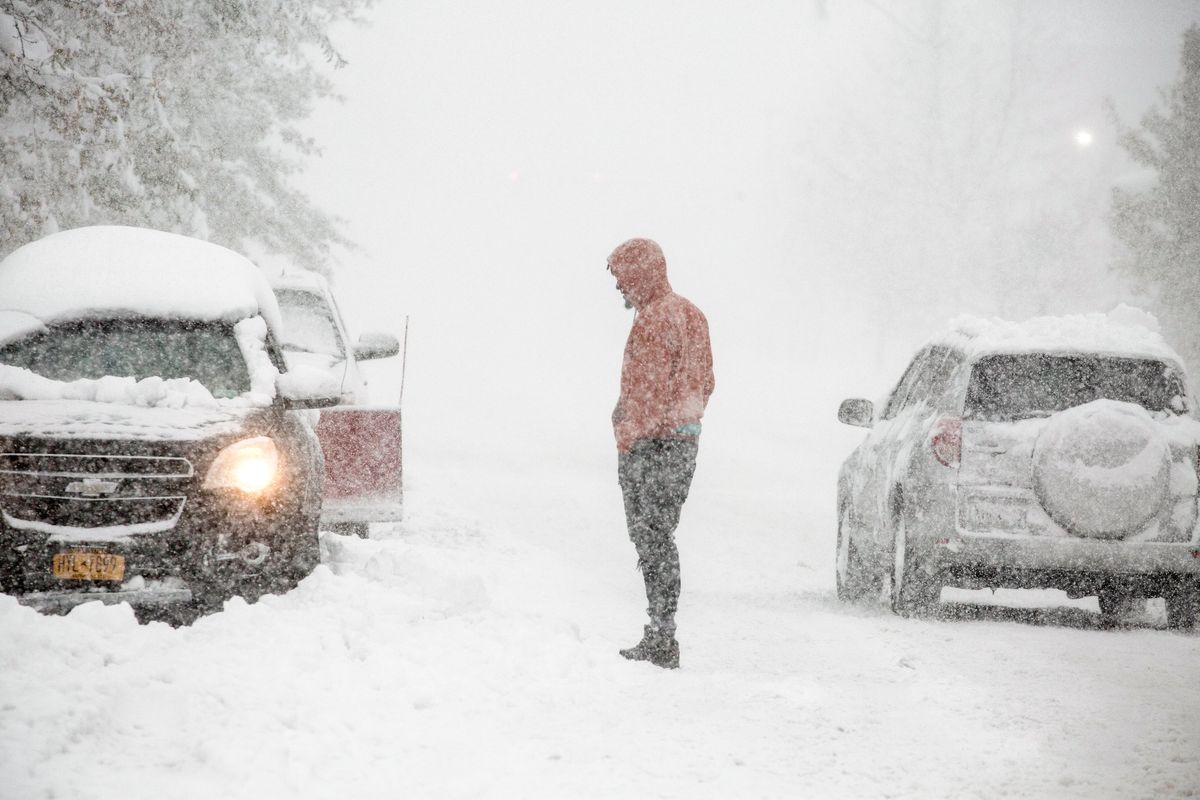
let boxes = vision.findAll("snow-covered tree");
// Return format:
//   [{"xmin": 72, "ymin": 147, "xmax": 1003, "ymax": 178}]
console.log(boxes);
[
  {"xmin": 1112, "ymin": 25, "xmax": 1200, "ymax": 363},
  {"xmin": 0, "ymin": 0, "xmax": 369, "ymax": 271}
]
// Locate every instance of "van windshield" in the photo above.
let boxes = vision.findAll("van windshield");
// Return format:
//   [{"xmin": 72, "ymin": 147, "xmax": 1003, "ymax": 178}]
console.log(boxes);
[
  {"xmin": 275, "ymin": 289, "xmax": 344, "ymax": 358},
  {"xmin": 0, "ymin": 318, "xmax": 251, "ymax": 399},
  {"xmin": 965, "ymin": 354, "xmax": 1187, "ymax": 421}
]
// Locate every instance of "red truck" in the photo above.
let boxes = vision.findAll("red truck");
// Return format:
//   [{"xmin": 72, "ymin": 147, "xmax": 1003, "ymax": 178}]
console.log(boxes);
[{"xmin": 270, "ymin": 271, "xmax": 404, "ymax": 537}]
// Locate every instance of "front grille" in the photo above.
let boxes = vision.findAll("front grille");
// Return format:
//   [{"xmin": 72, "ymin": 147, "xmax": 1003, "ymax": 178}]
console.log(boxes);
[
  {"xmin": 2, "ymin": 495, "xmax": 185, "ymax": 529},
  {"xmin": 0, "ymin": 453, "xmax": 193, "ymax": 478},
  {"xmin": 0, "ymin": 452, "xmax": 193, "ymax": 532}
]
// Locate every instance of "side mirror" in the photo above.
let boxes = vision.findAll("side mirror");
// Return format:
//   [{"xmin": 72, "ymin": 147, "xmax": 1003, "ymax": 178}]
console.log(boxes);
[
  {"xmin": 276, "ymin": 366, "xmax": 341, "ymax": 410},
  {"xmin": 353, "ymin": 331, "xmax": 400, "ymax": 361},
  {"xmin": 838, "ymin": 398, "xmax": 874, "ymax": 428}
]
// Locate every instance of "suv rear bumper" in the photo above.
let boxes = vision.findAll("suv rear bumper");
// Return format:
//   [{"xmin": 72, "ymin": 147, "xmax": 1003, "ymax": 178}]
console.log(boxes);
[
  {"xmin": 933, "ymin": 531, "xmax": 1200, "ymax": 595},
  {"xmin": 939, "ymin": 531, "xmax": 1200, "ymax": 573}
]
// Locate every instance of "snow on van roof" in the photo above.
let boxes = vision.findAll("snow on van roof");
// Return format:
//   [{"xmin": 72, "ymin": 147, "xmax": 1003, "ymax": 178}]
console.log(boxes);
[
  {"xmin": 269, "ymin": 268, "xmax": 330, "ymax": 295},
  {"xmin": 933, "ymin": 305, "xmax": 1183, "ymax": 364},
  {"xmin": 0, "ymin": 226, "xmax": 282, "ymax": 336}
]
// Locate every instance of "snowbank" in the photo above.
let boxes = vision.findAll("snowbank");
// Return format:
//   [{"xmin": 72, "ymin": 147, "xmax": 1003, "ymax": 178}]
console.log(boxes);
[{"xmin": 2, "ymin": 502, "xmax": 1198, "ymax": 800}]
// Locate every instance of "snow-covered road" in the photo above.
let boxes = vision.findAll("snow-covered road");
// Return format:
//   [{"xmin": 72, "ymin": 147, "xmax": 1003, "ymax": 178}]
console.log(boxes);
[{"xmin": 3, "ymin": 449, "xmax": 1197, "ymax": 800}]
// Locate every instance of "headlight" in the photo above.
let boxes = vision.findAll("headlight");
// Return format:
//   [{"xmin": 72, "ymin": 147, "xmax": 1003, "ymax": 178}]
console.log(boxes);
[{"xmin": 204, "ymin": 437, "xmax": 279, "ymax": 493}]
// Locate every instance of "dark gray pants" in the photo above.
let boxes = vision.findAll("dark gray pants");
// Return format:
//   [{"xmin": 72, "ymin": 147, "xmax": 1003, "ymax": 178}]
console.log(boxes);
[{"xmin": 618, "ymin": 438, "xmax": 699, "ymax": 638}]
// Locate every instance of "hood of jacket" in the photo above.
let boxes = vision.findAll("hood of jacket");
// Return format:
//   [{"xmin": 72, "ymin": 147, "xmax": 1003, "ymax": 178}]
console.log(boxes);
[{"xmin": 608, "ymin": 239, "xmax": 672, "ymax": 310}]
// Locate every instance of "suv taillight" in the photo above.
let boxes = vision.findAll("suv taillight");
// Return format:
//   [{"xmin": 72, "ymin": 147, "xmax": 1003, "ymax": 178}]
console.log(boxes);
[{"xmin": 931, "ymin": 416, "xmax": 962, "ymax": 468}]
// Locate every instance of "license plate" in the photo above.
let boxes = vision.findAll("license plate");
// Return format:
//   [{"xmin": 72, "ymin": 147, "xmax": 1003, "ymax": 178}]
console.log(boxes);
[{"xmin": 52, "ymin": 551, "xmax": 126, "ymax": 581}]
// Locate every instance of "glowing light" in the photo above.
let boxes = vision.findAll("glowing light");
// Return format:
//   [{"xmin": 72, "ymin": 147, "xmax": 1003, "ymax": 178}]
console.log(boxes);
[
  {"xmin": 1074, "ymin": 129, "xmax": 1094, "ymax": 148},
  {"xmin": 231, "ymin": 453, "xmax": 275, "ymax": 492},
  {"xmin": 204, "ymin": 437, "xmax": 278, "ymax": 493}
]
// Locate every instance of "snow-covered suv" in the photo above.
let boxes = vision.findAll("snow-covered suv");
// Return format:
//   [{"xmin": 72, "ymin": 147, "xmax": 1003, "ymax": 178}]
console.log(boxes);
[
  {"xmin": 0, "ymin": 226, "xmax": 340, "ymax": 620},
  {"xmin": 836, "ymin": 310, "xmax": 1200, "ymax": 628}
]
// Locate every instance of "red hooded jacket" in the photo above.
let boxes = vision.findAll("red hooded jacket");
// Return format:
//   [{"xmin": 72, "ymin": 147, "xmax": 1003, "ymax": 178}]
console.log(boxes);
[{"xmin": 608, "ymin": 239, "xmax": 715, "ymax": 454}]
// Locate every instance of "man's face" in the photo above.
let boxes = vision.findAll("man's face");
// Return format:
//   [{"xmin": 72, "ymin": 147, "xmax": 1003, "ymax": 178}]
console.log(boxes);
[{"xmin": 608, "ymin": 262, "xmax": 633, "ymax": 309}]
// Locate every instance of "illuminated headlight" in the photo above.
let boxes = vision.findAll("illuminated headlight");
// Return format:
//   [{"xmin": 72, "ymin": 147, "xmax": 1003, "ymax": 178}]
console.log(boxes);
[{"xmin": 204, "ymin": 437, "xmax": 279, "ymax": 493}]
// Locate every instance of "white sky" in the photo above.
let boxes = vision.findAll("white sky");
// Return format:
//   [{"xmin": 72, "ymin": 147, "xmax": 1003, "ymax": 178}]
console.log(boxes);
[{"xmin": 300, "ymin": 0, "xmax": 1200, "ymax": 480}]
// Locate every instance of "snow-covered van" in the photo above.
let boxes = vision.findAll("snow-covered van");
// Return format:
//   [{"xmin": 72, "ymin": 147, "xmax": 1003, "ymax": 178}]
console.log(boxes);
[
  {"xmin": 836, "ymin": 309, "xmax": 1200, "ymax": 628},
  {"xmin": 270, "ymin": 270, "xmax": 403, "ymax": 538},
  {"xmin": 0, "ymin": 226, "xmax": 340, "ymax": 620}
]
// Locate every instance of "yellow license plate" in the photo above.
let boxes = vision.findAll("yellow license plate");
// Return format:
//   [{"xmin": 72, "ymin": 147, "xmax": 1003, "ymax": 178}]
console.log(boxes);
[{"xmin": 52, "ymin": 551, "xmax": 126, "ymax": 581}]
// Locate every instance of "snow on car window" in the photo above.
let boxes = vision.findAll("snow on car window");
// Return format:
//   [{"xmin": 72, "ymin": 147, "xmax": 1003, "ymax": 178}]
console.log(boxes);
[
  {"xmin": 965, "ymin": 354, "xmax": 1185, "ymax": 422},
  {"xmin": 0, "ymin": 318, "xmax": 251, "ymax": 399},
  {"xmin": 275, "ymin": 289, "xmax": 344, "ymax": 358}
]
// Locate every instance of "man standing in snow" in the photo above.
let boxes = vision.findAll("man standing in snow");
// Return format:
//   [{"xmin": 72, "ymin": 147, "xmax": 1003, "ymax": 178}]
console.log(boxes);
[{"xmin": 607, "ymin": 238, "xmax": 715, "ymax": 670}]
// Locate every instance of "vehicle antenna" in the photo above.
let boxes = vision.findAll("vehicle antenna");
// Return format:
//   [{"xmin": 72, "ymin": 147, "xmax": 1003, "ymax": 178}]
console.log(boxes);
[{"xmin": 398, "ymin": 315, "xmax": 410, "ymax": 406}]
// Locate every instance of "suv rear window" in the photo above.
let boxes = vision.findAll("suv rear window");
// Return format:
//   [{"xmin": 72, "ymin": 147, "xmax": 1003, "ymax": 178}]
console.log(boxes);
[
  {"xmin": 0, "ymin": 318, "xmax": 251, "ymax": 399},
  {"xmin": 965, "ymin": 354, "xmax": 1186, "ymax": 421}
]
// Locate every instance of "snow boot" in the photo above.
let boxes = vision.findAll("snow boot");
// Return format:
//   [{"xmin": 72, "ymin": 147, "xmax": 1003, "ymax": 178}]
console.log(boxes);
[{"xmin": 619, "ymin": 625, "xmax": 680, "ymax": 669}]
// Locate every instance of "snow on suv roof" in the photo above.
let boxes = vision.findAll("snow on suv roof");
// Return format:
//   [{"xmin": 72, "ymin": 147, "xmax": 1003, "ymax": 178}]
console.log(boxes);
[
  {"xmin": 932, "ymin": 305, "xmax": 1184, "ymax": 365},
  {"xmin": 0, "ymin": 226, "xmax": 282, "ymax": 338}
]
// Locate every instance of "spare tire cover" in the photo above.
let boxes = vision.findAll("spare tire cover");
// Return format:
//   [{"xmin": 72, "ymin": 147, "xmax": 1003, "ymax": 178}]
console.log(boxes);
[{"xmin": 1032, "ymin": 400, "xmax": 1170, "ymax": 539}]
